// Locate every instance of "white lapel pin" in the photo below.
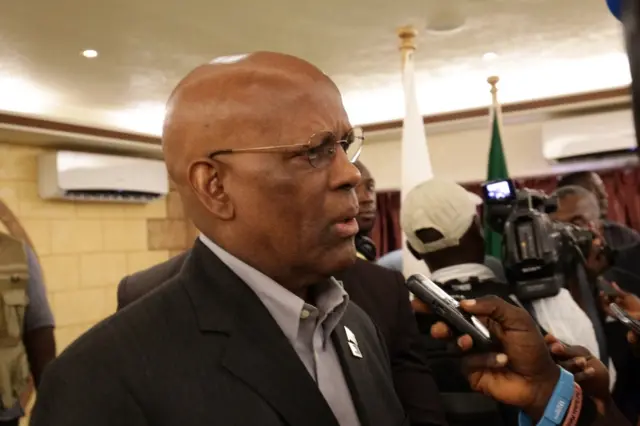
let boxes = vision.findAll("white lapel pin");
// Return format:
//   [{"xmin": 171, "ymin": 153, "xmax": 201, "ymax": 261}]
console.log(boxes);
[{"xmin": 344, "ymin": 326, "xmax": 363, "ymax": 359}]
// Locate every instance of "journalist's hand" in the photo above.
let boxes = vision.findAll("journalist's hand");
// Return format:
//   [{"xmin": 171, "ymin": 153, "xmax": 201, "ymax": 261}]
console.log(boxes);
[
  {"xmin": 411, "ymin": 299, "xmax": 431, "ymax": 314},
  {"xmin": 598, "ymin": 283, "xmax": 640, "ymax": 356},
  {"xmin": 545, "ymin": 334, "xmax": 610, "ymax": 401},
  {"xmin": 430, "ymin": 296, "xmax": 560, "ymax": 422},
  {"xmin": 627, "ymin": 311, "xmax": 640, "ymax": 358},
  {"xmin": 599, "ymin": 282, "xmax": 640, "ymax": 314}
]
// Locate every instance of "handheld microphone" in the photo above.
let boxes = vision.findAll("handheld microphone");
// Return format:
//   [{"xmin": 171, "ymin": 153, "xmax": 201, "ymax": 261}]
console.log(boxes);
[{"xmin": 405, "ymin": 274, "xmax": 493, "ymax": 348}]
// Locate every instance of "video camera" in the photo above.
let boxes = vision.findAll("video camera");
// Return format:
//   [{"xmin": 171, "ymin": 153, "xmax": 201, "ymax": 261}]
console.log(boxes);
[{"xmin": 481, "ymin": 179, "xmax": 596, "ymax": 301}]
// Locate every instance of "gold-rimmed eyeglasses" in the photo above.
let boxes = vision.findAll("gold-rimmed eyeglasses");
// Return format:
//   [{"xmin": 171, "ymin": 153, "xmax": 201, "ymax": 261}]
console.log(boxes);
[{"xmin": 208, "ymin": 127, "xmax": 365, "ymax": 168}]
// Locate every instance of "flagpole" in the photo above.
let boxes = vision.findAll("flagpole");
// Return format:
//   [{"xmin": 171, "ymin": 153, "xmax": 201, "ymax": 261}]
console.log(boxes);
[
  {"xmin": 396, "ymin": 25, "xmax": 432, "ymax": 278},
  {"xmin": 484, "ymin": 75, "xmax": 509, "ymax": 259},
  {"xmin": 397, "ymin": 26, "xmax": 418, "ymax": 69}
]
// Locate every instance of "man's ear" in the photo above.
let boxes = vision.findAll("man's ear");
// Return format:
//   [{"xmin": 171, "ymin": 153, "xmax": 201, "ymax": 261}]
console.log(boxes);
[{"xmin": 188, "ymin": 161, "xmax": 234, "ymax": 220}]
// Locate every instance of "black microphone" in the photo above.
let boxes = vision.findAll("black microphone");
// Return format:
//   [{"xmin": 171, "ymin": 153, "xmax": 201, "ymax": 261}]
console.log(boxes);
[{"xmin": 405, "ymin": 274, "xmax": 493, "ymax": 348}]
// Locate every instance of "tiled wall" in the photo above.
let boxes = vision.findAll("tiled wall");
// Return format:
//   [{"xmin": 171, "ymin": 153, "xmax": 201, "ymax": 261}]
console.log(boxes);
[
  {"xmin": 0, "ymin": 143, "xmax": 205, "ymax": 347},
  {"xmin": 0, "ymin": 144, "xmax": 166, "ymax": 348},
  {"xmin": 0, "ymin": 142, "xmax": 197, "ymax": 422}
]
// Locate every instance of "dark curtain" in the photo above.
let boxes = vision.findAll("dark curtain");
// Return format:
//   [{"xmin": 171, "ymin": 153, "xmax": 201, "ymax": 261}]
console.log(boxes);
[
  {"xmin": 370, "ymin": 191, "xmax": 401, "ymax": 257},
  {"xmin": 372, "ymin": 167, "xmax": 640, "ymax": 257}
]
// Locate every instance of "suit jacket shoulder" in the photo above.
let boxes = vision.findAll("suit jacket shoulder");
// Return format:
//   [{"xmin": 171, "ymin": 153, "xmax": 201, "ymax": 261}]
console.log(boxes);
[{"xmin": 117, "ymin": 251, "xmax": 188, "ymax": 310}]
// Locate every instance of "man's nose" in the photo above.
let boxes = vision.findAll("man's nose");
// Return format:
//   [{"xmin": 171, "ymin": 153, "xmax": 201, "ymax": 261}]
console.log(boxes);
[{"xmin": 331, "ymin": 148, "xmax": 361, "ymax": 190}]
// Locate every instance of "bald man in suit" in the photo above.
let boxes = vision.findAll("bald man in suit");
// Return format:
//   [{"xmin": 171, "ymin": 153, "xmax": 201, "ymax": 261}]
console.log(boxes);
[
  {"xmin": 117, "ymin": 247, "xmax": 447, "ymax": 426},
  {"xmin": 33, "ymin": 52, "xmax": 444, "ymax": 426}
]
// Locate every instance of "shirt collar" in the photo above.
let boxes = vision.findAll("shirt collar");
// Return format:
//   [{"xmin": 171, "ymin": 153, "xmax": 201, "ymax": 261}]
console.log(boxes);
[
  {"xmin": 431, "ymin": 263, "xmax": 496, "ymax": 284},
  {"xmin": 198, "ymin": 234, "xmax": 349, "ymax": 344}
]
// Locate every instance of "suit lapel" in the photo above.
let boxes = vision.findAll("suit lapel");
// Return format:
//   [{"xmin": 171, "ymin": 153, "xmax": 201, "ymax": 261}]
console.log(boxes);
[
  {"xmin": 222, "ymin": 318, "xmax": 339, "ymax": 426},
  {"xmin": 181, "ymin": 241, "xmax": 339, "ymax": 426},
  {"xmin": 332, "ymin": 323, "xmax": 373, "ymax": 426}
]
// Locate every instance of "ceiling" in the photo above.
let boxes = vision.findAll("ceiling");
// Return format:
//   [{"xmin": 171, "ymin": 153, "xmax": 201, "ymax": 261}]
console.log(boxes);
[{"xmin": 0, "ymin": 0, "xmax": 629, "ymax": 136}]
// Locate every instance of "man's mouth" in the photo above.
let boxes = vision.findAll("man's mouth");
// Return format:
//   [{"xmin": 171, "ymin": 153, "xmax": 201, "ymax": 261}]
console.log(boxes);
[
  {"xmin": 333, "ymin": 217, "xmax": 359, "ymax": 238},
  {"xmin": 359, "ymin": 211, "xmax": 376, "ymax": 219}
]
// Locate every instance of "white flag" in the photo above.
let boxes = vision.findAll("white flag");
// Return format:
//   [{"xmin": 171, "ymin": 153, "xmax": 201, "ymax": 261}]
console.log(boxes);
[{"xmin": 400, "ymin": 50, "xmax": 434, "ymax": 279}]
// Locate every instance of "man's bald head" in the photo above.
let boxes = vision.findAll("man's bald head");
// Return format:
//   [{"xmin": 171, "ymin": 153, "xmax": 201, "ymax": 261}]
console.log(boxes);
[
  {"xmin": 557, "ymin": 171, "xmax": 608, "ymax": 217},
  {"xmin": 162, "ymin": 52, "xmax": 343, "ymax": 186},
  {"xmin": 551, "ymin": 185, "xmax": 602, "ymax": 228},
  {"xmin": 160, "ymin": 52, "xmax": 361, "ymax": 291}
]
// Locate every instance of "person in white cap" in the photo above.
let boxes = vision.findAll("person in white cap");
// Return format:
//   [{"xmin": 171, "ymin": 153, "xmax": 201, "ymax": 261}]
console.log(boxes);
[
  {"xmin": 401, "ymin": 179, "xmax": 505, "ymax": 287},
  {"xmin": 401, "ymin": 178, "xmax": 520, "ymax": 426}
]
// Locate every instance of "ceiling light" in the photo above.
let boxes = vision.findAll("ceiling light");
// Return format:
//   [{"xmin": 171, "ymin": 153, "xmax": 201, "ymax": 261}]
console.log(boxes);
[
  {"xmin": 483, "ymin": 52, "xmax": 498, "ymax": 62},
  {"xmin": 82, "ymin": 49, "xmax": 98, "ymax": 58}
]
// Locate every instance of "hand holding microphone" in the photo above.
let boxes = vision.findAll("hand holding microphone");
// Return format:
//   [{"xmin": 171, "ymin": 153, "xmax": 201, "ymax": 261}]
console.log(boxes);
[
  {"xmin": 407, "ymin": 274, "xmax": 632, "ymax": 424},
  {"xmin": 598, "ymin": 282, "xmax": 640, "ymax": 357},
  {"xmin": 429, "ymin": 295, "xmax": 560, "ymax": 421},
  {"xmin": 545, "ymin": 334, "xmax": 610, "ymax": 403}
]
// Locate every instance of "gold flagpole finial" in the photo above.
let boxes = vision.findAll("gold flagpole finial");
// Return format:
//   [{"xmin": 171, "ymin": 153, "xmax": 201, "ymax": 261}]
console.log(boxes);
[
  {"xmin": 487, "ymin": 75, "xmax": 499, "ymax": 92},
  {"xmin": 397, "ymin": 26, "xmax": 418, "ymax": 67},
  {"xmin": 487, "ymin": 75, "xmax": 500, "ymax": 105}
]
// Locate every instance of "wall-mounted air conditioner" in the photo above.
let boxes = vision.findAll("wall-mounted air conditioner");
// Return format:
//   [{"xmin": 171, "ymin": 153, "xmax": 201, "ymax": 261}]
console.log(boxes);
[
  {"xmin": 542, "ymin": 109, "xmax": 638, "ymax": 164},
  {"xmin": 38, "ymin": 151, "xmax": 168, "ymax": 203}
]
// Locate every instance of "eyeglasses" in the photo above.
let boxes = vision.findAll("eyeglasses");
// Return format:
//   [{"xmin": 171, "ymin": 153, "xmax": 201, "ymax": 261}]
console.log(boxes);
[{"xmin": 208, "ymin": 127, "xmax": 365, "ymax": 168}]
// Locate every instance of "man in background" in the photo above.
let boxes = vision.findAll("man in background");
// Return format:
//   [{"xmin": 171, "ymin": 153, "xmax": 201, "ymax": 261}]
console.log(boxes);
[
  {"xmin": 353, "ymin": 161, "xmax": 378, "ymax": 261},
  {"xmin": 557, "ymin": 171, "xmax": 640, "ymax": 249},
  {"xmin": 551, "ymin": 184, "xmax": 640, "ymax": 295},
  {"xmin": 552, "ymin": 184, "xmax": 640, "ymax": 423},
  {"xmin": 0, "ymin": 233, "xmax": 55, "ymax": 426}
]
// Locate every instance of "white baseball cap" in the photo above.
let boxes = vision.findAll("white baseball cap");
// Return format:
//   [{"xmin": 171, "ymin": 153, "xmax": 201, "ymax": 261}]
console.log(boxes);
[{"xmin": 401, "ymin": 179, "xmax": 482, "ymax": 254}]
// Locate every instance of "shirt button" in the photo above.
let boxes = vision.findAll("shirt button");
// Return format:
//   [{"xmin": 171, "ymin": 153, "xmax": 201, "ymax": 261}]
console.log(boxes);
[{"xmin": 300, "ymin": 309, "xmax": 310, "ymax": 319}]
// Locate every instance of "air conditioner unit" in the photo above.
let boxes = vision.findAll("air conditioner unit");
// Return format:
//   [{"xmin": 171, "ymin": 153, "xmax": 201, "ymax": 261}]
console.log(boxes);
[
  {"xmin": 542, "ymin": 109, "xmax": 638, "ymax": 164},
  {"xmin": 38, "ymin": 151, "xmax": 168, "ymax": 203}
]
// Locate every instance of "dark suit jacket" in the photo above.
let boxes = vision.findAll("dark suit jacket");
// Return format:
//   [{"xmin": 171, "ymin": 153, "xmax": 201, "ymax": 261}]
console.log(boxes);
[
  {"xmin": 31, "ymin": 240, "xmax": 406, "ymax": 426},
  {"xmin": 117, "ymin": 251, "xmax": 446, "ymax": 426}
]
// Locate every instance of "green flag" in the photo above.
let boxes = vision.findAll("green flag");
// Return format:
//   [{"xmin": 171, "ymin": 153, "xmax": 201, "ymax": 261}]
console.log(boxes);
[{"xmin": 485, "ymin": 111, "xmax": 509, "ymax": 259}]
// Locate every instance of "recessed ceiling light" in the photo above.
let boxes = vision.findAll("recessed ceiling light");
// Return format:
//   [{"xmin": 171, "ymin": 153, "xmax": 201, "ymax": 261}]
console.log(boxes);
[
  {"xmin": 483, "ymin": 52, "xmax": 498, "ymax": 61},
  {"xmin": 82, "ymin": 49, "xmax": 98, "ymax": 58}
]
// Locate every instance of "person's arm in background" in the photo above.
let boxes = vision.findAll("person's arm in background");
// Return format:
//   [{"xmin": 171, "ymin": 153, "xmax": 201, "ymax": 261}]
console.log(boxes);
[
  {"xmin": 389, "ymin": 271, "xmax": 448, "ymax": 426},
  {"xmin": 431, "ymin": 296, "xmax": 631, "ymax": 426},
  {"xmin": 376, "ymin": 250, "xmax": 403, "ymax": 272},
  {"xmin": 602, "ymin": 221, "xmax": 640, "ymax": 251},
  {"xmin": 598, "ymin": 282, "xmax": 640, "ymax": 357},
  {"xmin": 23, "ymin": 244, "xmax": 56, "ymax": 387}
]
